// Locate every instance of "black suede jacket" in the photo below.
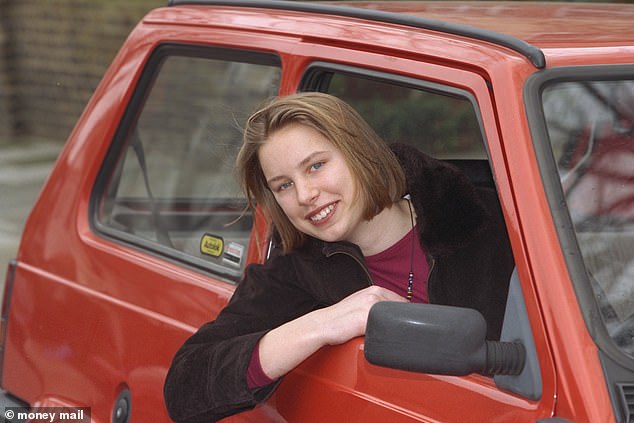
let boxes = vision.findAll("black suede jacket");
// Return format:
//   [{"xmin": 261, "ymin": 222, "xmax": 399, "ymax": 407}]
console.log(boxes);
[{"xmin": 163, "ymin": 144, "xmax": 515, "ymax": 423}]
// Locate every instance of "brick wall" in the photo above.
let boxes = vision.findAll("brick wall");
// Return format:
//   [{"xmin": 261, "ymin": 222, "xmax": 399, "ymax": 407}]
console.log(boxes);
[{"xmin": 0, "ymin": 0, "xmax": 163, "ymax": 145}]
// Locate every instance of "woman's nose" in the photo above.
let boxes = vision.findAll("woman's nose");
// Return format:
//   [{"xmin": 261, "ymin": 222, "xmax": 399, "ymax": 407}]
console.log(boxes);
[{"xmin": 296, "ymin": 180, "xmax": 319, "ymax": 205}]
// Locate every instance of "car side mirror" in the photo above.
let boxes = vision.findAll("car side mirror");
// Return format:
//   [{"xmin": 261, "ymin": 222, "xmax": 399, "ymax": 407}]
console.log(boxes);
[{"xmin": 364, "ymin": 302, "xmax": 525, "ymax": 376}]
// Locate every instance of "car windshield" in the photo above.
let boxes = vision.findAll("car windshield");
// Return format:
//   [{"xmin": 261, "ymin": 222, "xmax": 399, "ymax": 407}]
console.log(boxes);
[{"xmin": 541, "ymin": 78, "xmax": 634, "ymax": 358}]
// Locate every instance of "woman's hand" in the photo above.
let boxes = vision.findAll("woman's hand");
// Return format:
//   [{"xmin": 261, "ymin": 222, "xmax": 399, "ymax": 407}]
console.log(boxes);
[
  {"xmin": 313, "ymin": 285, "xmax": 407, "ymax": 346},
  {"xmin": 258, "ymin": 286, "xmax": 406, "ymax": 380}
]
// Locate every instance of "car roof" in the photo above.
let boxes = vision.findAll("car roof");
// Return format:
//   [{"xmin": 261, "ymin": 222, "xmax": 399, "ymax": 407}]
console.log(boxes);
[
  {"xmin": 163, "ymin": 0, "xmax": 634, "ymax": 69},
  {"xmin": 168, "ymin": 0, "xmax": 634, "ymax": 47},
  {"xmin": 342, "ymin": 1, "xmax": 634, "ymax": 49}
]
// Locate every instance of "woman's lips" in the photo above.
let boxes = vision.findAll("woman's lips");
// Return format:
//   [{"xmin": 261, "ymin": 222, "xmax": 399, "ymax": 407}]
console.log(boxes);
[{"xmin": 307, "ymin": 202, "xmax": 337, "ymax": 224}]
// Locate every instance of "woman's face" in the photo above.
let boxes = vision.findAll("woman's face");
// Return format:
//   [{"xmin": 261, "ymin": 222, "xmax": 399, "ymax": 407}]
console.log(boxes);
[{"xmin": 258, "ymin": 122, "xmax": 366, "ymax": 244}]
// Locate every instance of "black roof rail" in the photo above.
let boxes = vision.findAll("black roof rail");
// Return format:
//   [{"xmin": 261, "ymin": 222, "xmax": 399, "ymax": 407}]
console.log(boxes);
[{"xmin": 167, "ymin": 0, "xmax": 546, "ymax": 69}]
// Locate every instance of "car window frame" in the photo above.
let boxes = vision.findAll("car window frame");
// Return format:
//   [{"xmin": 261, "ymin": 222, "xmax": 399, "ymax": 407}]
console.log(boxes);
[{"xmin": 89, "ymin": 43, "xmax": 282, "ymax": 282}]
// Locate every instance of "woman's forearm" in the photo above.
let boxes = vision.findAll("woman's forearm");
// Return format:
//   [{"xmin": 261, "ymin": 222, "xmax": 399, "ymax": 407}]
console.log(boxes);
[
  {"xmin": 257, "ymin": 307, "xmax": 327, "ymax": 380},
  {"xmin": 257, "ymin": 285, "xmax": 407, "ymax": 380}
]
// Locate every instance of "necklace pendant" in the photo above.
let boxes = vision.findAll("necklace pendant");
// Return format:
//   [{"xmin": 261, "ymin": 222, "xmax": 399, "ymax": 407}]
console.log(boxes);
[
  {"xmin": 407, "ymin": 271, "xmax": 414, "ymax": 301},
  {"xmin": 405, "ymin": 198, "xmax": 415, "ymax": 302}
]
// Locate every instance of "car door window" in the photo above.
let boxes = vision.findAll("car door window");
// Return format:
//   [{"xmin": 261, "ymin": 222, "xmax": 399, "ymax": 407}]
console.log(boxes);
[
  {"xmin": 304, "ymin": 65, "xmax": 514, "ymax": 322},
  {"xmin": 92, "ymin": 46, "xmax": 281, "ymax": 282}
]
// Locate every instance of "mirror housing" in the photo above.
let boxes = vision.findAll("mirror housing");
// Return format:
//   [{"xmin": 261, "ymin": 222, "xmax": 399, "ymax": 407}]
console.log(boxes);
[{"xmin": 364, "ymin": 302, "xmax": 525, "ymax": 376}]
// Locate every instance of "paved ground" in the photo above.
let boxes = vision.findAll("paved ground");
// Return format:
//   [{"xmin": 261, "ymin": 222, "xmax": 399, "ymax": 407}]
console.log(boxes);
[{"xmin": 0, "ymin": 141, "xmax": 62, "ymax": 297}]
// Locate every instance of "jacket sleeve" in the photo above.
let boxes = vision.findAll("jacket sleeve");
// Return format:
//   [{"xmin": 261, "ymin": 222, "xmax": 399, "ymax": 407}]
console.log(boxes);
[{"xmin": 163, "ymin": 255, "xmax": 318, "ymax": 423}]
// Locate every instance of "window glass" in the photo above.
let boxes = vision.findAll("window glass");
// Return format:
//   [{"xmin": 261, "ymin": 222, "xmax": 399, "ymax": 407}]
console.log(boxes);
[
  {"xmin": 542, "ymin": 79, "xmax": 634, "ymax": 357},
  {"xmin": 94, "ymin": 48, "xmax": 281, "ymax": 281}
]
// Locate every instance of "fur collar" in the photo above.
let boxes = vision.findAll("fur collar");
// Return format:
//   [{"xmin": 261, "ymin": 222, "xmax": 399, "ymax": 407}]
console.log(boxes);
[
  {"xmin": 390, "ymin": 143, "xmax": 490, "ymax": 257},
  {"xmin": 293, "ymin": 144, "xmax": 491, "ymax": 260}
]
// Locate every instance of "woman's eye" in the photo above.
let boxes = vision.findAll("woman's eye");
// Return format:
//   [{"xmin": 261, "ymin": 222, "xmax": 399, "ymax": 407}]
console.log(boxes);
[
  {"xmin": 310, "ymin": 162, "xmax": 324, "ymax": 172},
  {"xmin": 278, "ymin": 181, "xmax": 294, "ymax": 192}
]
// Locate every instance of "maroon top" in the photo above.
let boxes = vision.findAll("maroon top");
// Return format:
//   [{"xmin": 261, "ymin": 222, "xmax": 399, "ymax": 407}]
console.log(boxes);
[{"xmin": 365, "ymin": 225, "xmax": 429, "ymax": 303}]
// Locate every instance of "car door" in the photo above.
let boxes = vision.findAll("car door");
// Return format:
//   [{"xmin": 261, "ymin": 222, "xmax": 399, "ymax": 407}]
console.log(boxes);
[{"xmin": 235, "ymin": 53, "xmax": 557, "ymax": 422}]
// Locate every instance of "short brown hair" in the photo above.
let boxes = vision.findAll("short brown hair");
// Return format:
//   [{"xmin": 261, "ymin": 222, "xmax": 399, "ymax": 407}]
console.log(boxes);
[{"xmin": 237, "ymin": 92, "xmax": 405, "ymax": 254}]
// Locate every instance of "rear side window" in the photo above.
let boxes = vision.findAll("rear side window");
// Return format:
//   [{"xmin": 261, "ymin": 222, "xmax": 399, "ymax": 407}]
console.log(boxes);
[
  {"xmin": 541, "ymin": 78, "xmax": 634, "ymax": 357},
  {"xmin": 92, "ymin": 46, "xmax": 281, "ymax": 282}
]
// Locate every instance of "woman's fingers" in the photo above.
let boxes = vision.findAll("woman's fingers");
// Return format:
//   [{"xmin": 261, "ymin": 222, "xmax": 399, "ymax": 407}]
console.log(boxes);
[{"xmin": 317, "ymin": 286, "xmax": 406, "ymax": 345}]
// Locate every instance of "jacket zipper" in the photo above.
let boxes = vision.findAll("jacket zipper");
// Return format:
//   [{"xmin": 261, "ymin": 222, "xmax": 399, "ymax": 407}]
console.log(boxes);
[
  {"xmin": 426, "ymin": 256, "xmax": 437, "ymax": 300},
  {"xmin": 325, "ymin": 250, "xmax": 374, "ymax": 287}
]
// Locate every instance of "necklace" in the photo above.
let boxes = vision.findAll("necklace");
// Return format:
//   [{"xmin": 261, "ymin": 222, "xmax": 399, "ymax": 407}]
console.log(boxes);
[{"xmin": 406, "ymin": 196, "xmax": 415, "ymax": 301}]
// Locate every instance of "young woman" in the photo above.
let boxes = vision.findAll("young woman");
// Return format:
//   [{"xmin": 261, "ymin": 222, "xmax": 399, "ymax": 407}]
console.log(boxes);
[{"xmin": 164, "ymin": 92, "xmax": 514, "ymax": 423}]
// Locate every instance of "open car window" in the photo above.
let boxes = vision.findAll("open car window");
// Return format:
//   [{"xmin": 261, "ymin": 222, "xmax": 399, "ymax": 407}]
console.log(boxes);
[
  {"xmin": 92, "ymin": 46, "xmax": 281, "ymax": 282},
  {"xmin": 303, "ymin": 66, "xmax": 518, "ymax": 322}
]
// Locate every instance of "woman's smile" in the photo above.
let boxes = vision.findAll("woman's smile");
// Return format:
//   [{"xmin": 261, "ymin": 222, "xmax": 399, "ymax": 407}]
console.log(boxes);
[{"xmin": 307, "ymin": 202, "xmax": 337, "ymax": 224}]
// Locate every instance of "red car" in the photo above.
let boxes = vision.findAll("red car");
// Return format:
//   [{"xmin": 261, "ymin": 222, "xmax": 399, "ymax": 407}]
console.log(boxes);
[{"xmin": 2, "ymin": 1, "xmax": 633, "ymax": 422}]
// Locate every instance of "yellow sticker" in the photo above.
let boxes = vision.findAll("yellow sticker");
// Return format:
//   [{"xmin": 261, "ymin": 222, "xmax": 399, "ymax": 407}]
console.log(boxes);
[{"xmin": 200, "ymin": 234, "xmax": 224, "ymax": 257}]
